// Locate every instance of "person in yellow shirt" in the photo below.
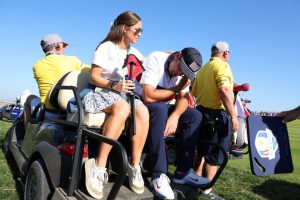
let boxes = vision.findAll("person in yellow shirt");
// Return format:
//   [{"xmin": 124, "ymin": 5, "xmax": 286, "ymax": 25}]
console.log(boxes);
[
  {"xmin": 34, "ymin": 33, "xmax": 89, "ymax": 110},
  {"xmin": 191, "ymin": 41, "xmax": 238, "ymax": 200},
  {"xmin": 24, "ymin": 33, "xmax": 89, "ymax": 125}
]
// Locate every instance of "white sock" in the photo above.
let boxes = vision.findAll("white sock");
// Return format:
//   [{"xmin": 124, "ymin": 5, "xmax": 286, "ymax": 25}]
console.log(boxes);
[
  {"xmin": 93, "ymin": 160, "xmax": 105, "ymax": 171},
  {"xmin": 129, "ymin": 163, "xmax": 140, "ymax": 169}
]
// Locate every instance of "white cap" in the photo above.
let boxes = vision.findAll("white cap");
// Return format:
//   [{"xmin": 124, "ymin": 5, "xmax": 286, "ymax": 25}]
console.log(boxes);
[
  {"xmin": 41, "ymin": 33, "xmax": 68, "ymax": 48},
  {"xmin": 211, "ymin": 41, "xmax": 230, "ymax": 54}
]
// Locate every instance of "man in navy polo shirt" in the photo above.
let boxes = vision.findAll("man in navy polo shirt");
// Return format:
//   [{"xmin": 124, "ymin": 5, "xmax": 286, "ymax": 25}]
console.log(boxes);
[{"xmin": 138, "ymin": 48, "xmax": 209, "ymax": 199}]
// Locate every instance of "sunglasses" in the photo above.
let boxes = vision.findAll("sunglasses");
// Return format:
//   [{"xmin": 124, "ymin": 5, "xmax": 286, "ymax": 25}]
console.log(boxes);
[{"xmin": 133, "ymin": 28, "xmax": 143, "ymax": 35}]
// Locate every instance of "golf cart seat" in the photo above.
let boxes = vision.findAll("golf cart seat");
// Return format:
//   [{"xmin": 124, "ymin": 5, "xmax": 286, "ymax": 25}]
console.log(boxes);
[
  {"xmin": 49, "ymin": 70, "xmax": 107, "ymax": 128},
  {"xmin": 48, "ymin": 70, "xmax": 132, "ymax": 200}
]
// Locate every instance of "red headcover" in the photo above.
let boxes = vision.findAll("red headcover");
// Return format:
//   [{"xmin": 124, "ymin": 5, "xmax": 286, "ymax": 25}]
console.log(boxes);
[
  {"xmin": 123, "ymin": 54, "xmax": 145, "ymax": 81},
  {"xmin": 233, "ymin": 83, "xmax": 250, "ymax": 92}
]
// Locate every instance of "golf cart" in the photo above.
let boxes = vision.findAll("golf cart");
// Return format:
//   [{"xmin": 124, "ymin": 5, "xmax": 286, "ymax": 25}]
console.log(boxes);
[
  {"xmin": 10, "ymin": 104, "xmax": 24, "ymax": 121},
  {"xmin": 0, "ymin": 102, "xmax": 23, "ymax": 121},
  {"xmin": 4, "ymin": 70, "xmax": 149, "ymax": 200},
  {"xmin": 4, "ymin": 68, "xmax": 229, "ymax": 200},
  {"xmin": 0, "ymin": 104, "xmax": 9, "ymax": 120},
  {"xmin": 0, "ymin": 103, "xmax": 16, "ymax": 120}
]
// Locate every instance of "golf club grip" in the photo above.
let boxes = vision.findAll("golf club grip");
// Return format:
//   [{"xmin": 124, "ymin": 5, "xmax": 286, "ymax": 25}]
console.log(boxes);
[{"xmin": 128, "ymin": 62, "xmax": 136, "ymax": 134}]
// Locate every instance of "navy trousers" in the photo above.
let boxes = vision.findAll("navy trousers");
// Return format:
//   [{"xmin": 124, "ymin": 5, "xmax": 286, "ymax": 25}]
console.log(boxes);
[{"xmin": 145, "ymin": 102, "xmax": 202, "ymax": 179}]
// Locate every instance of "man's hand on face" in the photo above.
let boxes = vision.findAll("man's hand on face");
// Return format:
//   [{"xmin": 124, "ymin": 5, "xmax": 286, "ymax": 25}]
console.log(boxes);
[{"xmin": 178, "ymin": 75, "xmax": 190, "ymax": 91}]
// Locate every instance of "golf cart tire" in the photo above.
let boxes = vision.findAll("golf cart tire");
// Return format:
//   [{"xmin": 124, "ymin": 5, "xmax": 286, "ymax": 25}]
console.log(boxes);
[{"xmin": 24, "ymin": 160, "xmax": 51, "ymax": 200}]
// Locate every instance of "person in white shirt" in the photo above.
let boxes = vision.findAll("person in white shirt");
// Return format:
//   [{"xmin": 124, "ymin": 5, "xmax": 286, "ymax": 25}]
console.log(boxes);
[
  {"xmin": 139, "ymin": 48, "xmax": 209, "ymax": 199},
  {"xmin": 83, "ymin": 11, "xmax": 149, "ymax": 199},
  {"xmin": 232, "ymin": 95, "xmax": 249, "ymax": 149}
]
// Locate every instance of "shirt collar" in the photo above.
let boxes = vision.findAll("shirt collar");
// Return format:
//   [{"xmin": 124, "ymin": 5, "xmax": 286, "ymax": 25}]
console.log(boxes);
[
  {"xmin": 210, "ymin": 56, "xmax": 222, "ymax": 61},
  {"xmin": 164, "ymin": 53, "xmax": 175, "ymax": 77},
  {"xmin": 45, "ymin": 52, "xmax": 60, "ymax": 56}
]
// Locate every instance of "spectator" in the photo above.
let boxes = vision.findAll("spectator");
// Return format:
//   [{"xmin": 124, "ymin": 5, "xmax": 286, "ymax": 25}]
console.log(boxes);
[
  {"xmin": 82, "ymin": 11, "xmax": 149, "ymax": 199},
  {"xmin": 139, "ymin": 47, "xmax": 209, "ymax": 199},
  {"xmin": 192, "ymin": 41, "xmax": 238, "ymax": 200},
  {"xmin": 232, "ymin": 95, "xmax": 249, "ymax": 149}
]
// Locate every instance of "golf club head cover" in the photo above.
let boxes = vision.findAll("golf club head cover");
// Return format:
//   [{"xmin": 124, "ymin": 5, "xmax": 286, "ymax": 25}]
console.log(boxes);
[{"xmin": 122, "ymin": 54, "xmax": 145, "ymax": 81}]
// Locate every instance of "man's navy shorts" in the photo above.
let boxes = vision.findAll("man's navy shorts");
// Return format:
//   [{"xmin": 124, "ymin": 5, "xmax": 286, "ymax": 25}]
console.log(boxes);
[{"xmin": 196, "ymin": 105, "xmax": 232, "ymax": 165}]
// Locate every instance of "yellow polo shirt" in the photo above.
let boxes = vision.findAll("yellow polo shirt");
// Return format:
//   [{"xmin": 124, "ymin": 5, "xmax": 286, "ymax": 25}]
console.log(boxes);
[
  {"xmin": 33, "ymin": 54, "xmax": 90, "ymax": 109},
  {"xmin": 191, "ymin": 57, "xmax": 233, "ymax": 110}
]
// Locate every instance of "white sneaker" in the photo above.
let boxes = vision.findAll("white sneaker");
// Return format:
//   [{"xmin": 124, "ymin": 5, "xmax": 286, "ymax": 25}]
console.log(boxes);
[
  {"xmin": 85, "ymin": 158, "xmax": 108, "ymax": 199},
  {"xmin": 128, "ymin": 164, "xmax": 144, "ymax": 194},
  {"xmin": 151, "ymin": 174, "xmax": 174, "ymax": 200}
]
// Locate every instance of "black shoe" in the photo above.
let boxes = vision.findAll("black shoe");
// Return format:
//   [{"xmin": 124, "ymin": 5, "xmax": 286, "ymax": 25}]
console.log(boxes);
[{"xmin": 200, "ymin": 190, "xmax": 225, "ymax": 200}]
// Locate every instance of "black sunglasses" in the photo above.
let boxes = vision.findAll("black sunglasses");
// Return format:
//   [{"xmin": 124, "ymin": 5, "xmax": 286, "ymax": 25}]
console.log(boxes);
[{"xmin": 133, "ymin": 28, "xmax": 143, "ymax": 35}]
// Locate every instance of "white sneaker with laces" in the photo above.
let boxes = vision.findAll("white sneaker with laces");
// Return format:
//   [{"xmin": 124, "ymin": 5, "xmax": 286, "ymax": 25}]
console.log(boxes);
[
  {"xmin": 151, "ymin": 174, "xmax": 174, "ymax": 200},
  {"xmin": 128, "ymin": 164, "xmax": 144, "ymax": 194},
  {"xmin": 85, "ymin": 158, "xmax": 108, "ymax": 199}
]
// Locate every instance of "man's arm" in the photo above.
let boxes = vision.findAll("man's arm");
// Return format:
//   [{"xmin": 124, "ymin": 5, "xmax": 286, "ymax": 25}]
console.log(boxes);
[
  {"xmin": 164, "ymin": 92, "xmax": 189, "ymax": 137},
  {"xmin": 142, "ymin": 84, "xmax": 181, "ymax": 103},
  {"xmin": 277, "ymin": 106, "xmax": 300, "ymax": 123},
  {"xmin": 219, "ymin": 86, "xmax": 239, "ymax": 132},
  {"xmin": 142, "ymin": 75, "xmax": 190, "ymax": 103},
  {"xmin": 142, "ymin": 77, "xmax": 190, "ymax": 137}
]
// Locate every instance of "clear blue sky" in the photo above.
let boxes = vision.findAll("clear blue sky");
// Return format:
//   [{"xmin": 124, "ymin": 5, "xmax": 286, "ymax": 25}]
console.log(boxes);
[{"xmin": 0, "ymin": 0, "xmax": 299, "ymax": 112}]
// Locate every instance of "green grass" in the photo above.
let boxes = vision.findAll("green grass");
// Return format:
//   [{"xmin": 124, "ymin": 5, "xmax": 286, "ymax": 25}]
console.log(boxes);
[
  {"xmin": 197, "ymin": 120, "xmax": 300, "ymax": 200},
  {"xmin": 0, "ymin": 120, "xmax": 299, "ymax": 199},
  {"xmin": 0, "ymin": 120, "xmax": 22, "ymax": 199}
]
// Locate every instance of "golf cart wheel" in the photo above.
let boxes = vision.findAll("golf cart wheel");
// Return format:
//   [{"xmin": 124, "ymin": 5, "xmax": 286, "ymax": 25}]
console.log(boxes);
[{"xmin": 24, "ymin": 160, "xmax": 51, "ymax": 200}]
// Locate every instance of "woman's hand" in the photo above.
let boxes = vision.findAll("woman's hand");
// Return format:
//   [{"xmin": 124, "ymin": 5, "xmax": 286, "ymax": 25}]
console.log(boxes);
[{"xmin": 112, "ymin": 79, "xmax": 135, "ymax": 93}]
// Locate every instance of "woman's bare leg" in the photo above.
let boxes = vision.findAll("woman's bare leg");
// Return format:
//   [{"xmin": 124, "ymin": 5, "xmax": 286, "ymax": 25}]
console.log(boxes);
[
  {"xmin": 130, "ymin": 104, "xmax": 149, "ymax": 166},
  {"xmin": 95, "ymin": 100, "xmax": 130, "ymax": 167}
]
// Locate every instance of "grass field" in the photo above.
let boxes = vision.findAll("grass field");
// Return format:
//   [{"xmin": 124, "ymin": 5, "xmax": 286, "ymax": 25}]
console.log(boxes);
[
  {"xmin": 0, "ymin": 120, "xmax": 22, "ymax": 199},
  {"xmin": 0, "ymin": 119, "xmax": 299, "ymax": 200}
]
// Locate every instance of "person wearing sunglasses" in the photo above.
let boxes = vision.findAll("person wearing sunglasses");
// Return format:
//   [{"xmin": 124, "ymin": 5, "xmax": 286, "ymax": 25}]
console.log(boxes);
[
  {"xmin": 83, "ymin": 11, "xmax": 149, "ymax": 199},
  {"xmin": 137, "ymin": 47, "xmax": 210, "ymax": 199},
  {"xmin": 192, "ymin": 41, "xmax": 238, "ymax": 200}
]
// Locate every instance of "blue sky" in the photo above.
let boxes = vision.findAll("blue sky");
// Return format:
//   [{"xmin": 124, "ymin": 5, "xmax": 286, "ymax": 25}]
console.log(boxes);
[{"xmin": 0, "ymin": 0, "xmax": 299, "ymax": 112}]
